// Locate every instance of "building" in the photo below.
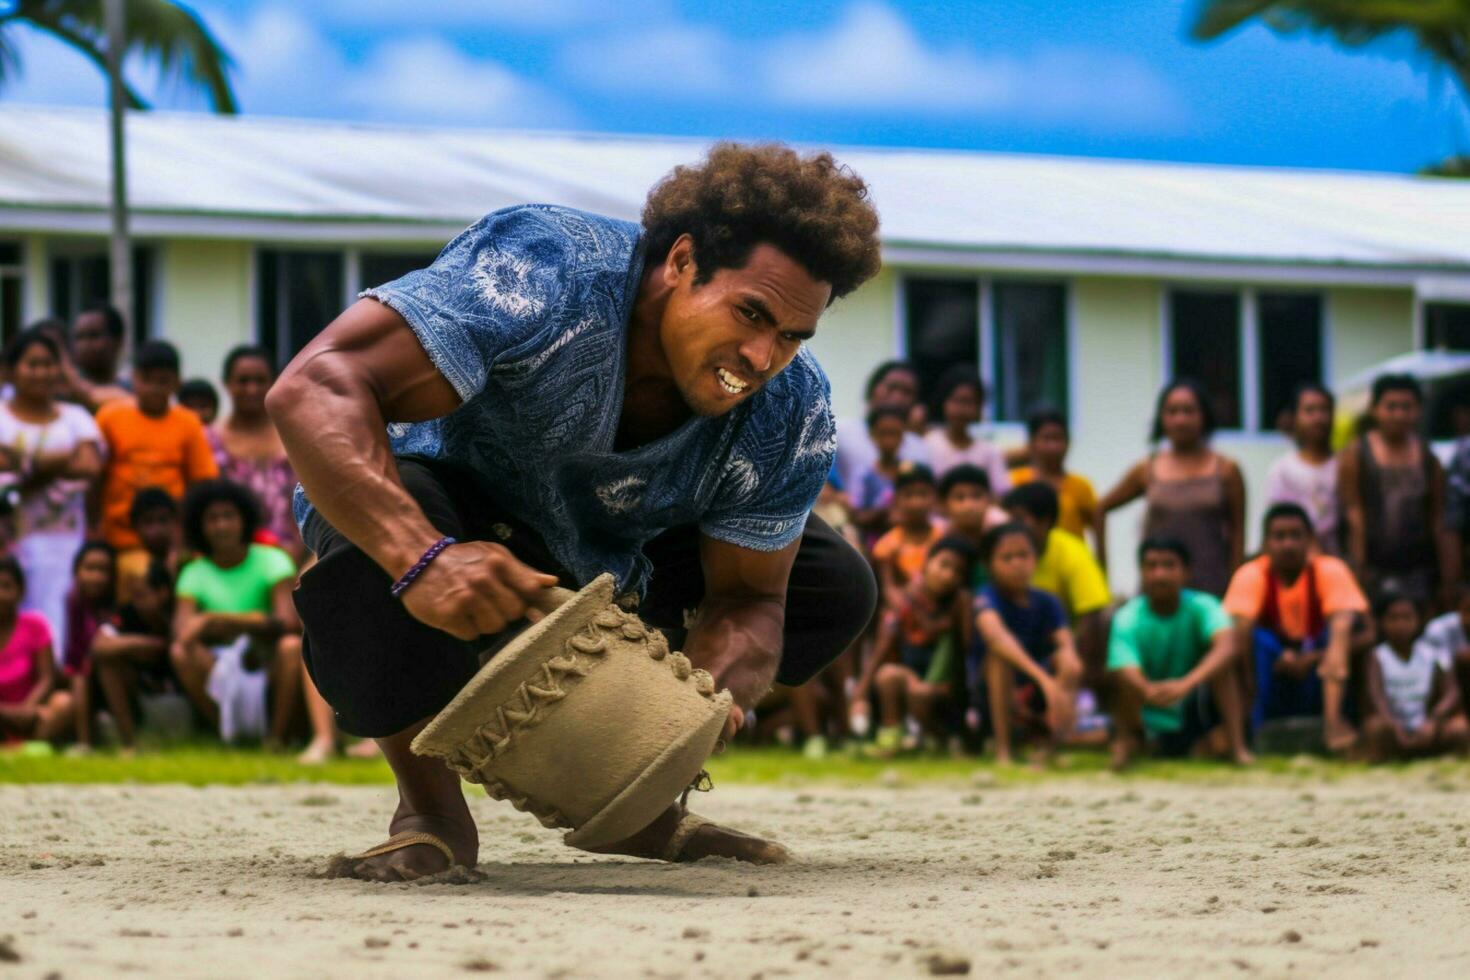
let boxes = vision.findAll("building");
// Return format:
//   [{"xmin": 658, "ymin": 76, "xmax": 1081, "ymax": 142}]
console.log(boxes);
[{"xmin": 5, "ymin": 105, "xmax": 1470, "ymax": 587}]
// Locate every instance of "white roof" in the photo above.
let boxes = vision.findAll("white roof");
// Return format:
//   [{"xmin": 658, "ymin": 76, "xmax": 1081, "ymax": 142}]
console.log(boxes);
[{"xmin": 5, "ymin": 104, "xmax": 1470, "ymax": 279}]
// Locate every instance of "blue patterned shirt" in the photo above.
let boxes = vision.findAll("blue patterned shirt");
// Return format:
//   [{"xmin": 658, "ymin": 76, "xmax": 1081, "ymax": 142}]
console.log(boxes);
[{"xmin": 295, "ymin": 205, "xmax": 835, "ymax": 595}]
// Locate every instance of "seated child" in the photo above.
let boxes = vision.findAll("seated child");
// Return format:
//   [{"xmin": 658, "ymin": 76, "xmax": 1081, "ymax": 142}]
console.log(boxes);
[
  {"xmin": 1420, "ymin": 585, "xmax": 1470, "ymax": 722},
  {"xmin": 1363, "ymin": 593, "xmax": 1470, "ymax": 762},
  {"xmin": 972, "ymin": 522, "xmax": 1082, "ymax": 764},
  {"xmin": 91, "ymin": 560, "xmax": 176, "ymax": 753},
  {"xmin": 1002, "ymin": 481, "xmax": 1111, "ymax": 682},
  {"xmin": 0, "ymin": 556, "xmax": 73, "ymax": 744},
  {"xmin": 853, "ymin": 405, "xmax": 910, "ymax": 545},
  {"xmin": 1107, "ymin": 537, "xmax": 1253, "ymax": 769},
  {"xmin": 854, "ymin": 536, "xmax": 974, "ymax": 755},
  {"xmin": 61, "ymin": 540, "xmax": 117, "ymax": 749},
  {"xmin": 116, "ymin": 486, "xmax": 179, "ymax": 605},
  {"xmin": 1223, "ymin": 502, "xmax": 1368, "ymax": 752},
  {"xmin": 871, "ymin": 463, "xmax": 945, "ymax": 613},
  {"xmin": 940, "ymin": 464, "xmax": 1008, "ymax": 589}
]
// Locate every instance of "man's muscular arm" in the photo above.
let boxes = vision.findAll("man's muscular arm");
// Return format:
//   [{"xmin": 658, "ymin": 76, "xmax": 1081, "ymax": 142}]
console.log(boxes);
[
  {"xmin": 682, "ymin": 534, "xmax": 799, "ymax": 724},
  {"xmin": 267, "ymin": 298, "xmax": 556, "ymax": 639}
]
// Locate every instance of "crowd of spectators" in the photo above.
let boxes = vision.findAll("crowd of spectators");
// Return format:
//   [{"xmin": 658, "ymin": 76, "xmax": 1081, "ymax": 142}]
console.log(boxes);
[
  {"xmin": 0, "ymin": 305, "xmax": 341, "ymax": 763},
  {"xmin": 763, "ymin": 360, "xmax": 1470, "ymax": 767},
  {"xmin": 1, "ymin": 304, "xmax": 1467, "ymax": 770}
]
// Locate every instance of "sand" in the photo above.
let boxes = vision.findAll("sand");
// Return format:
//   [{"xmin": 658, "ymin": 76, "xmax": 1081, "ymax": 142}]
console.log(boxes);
[{"xmin": 2, "ymin": 771, "xmax": 1469, "ymax": 978}]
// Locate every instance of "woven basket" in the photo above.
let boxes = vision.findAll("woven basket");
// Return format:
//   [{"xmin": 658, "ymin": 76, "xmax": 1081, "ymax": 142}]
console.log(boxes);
[{"xmin": 411, "ymin": 573, "xmax": 732, "ymax": 848}]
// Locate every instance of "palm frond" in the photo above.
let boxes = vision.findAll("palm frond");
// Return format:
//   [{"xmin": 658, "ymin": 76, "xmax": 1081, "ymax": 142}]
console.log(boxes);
[
  {"xmin": 1190, "ymin": 0, "xmax": 1470, "ymax": 99},
  {"xmin": 11, "ymin": 0, "xmax": 237, "ymax": 112}
]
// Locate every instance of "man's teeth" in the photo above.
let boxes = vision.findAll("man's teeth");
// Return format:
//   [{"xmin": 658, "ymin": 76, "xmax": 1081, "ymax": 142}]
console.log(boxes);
[{"xmin": 717, "ymin": 368, "xmax": 748, "ymax": 394}]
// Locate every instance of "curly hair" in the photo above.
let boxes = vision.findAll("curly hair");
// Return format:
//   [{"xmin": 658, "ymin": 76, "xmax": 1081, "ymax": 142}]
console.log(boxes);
[
  {"xmin": 641, "ymin": 142, "xmax": 882, "ymax": 301},
  {"xmin": 182, "ymin": 479, "xmax": 261, "ymax": 557}
]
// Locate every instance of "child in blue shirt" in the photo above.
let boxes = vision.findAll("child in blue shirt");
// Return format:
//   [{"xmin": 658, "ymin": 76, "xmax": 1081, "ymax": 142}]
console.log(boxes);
[{"xmin": 972, "ymin": 522, "xmax": 1082, "ymax": 764}]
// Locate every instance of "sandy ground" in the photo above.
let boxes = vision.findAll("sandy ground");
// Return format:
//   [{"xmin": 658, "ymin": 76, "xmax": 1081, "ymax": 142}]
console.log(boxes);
[{"xmin": 2, "ymin": 772, "xmax": 1469, "ymax": 978}]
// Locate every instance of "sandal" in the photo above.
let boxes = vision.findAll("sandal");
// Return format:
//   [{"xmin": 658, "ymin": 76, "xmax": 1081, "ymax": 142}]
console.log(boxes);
[{"xmin": 323, "ymin": 830, "xmax": 458, "ymax": 880}]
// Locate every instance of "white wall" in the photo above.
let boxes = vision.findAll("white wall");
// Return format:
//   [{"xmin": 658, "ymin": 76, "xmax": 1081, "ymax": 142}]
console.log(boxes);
[
  {"xmin": 806, "ymin": 266, "xmax": 898, "ymax": 420},
  {"xmin": 157, "ymin": 239, "xmax": 253, "ymax": 385}
]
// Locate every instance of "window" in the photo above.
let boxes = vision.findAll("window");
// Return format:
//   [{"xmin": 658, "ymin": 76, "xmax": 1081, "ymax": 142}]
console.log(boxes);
[
  {"xmin": 360, "ymin": 251, "xmax": 440, "ymax": 290},
  {"xmin": 48, "ymin": 245, "xmax": 154, "ymax": 347},
  {"xmin": 1167, "ymin": 288, "xmax": 1323, "ymax": 432},
  {"xmin": 256, "ymin": 249, "xmax": 344, "ymax": 366},
  {"xmin": 992, "ymin": 282, "xmax": 1067, "ymax": 420},
  {"xmin": 0, "ymin": 242, "xmax": 22, "ymax": 347},
  {"xmin": 903, "ymin": 278, "xmax": 978, "ymax": 406},
  {"xmin": 1425, "ymin": 302, "xmax": 1470, "ymax": 351},
  {"xmin": 1168, "ymin": 290, "xmax": 1242, "ymax": 429},
  {"xmin": 902, "ymin": 275, "xmax": 1071, "ymax": 424},
  {"xmin": 1257, "ymin": 293, "xmax": 1322, "ymax": 432}
]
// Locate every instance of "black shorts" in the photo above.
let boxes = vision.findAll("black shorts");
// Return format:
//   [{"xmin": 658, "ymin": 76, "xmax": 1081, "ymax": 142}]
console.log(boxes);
[
  {"xmin": 1153, "ymin": 685, "xmax": 1217, "ymax": 758},
  {"xmin": 294, "ymin": 455, "xmax": 877, "ymax": 737}
]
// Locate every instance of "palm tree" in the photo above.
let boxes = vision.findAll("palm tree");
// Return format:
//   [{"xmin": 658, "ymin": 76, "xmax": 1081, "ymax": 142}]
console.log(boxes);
[
  {"xmin": 1191, "ymin": 1, "xmax": 1470, "ymax": 100},
  {"xmin": 0, "ymin": 1, "xmax": 237, "ymax": 334}
]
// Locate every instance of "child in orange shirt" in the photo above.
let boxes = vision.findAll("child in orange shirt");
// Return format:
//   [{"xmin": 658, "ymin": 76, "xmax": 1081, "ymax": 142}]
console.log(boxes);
[
  {"xmin": 95, "ymin": 341, "xmax": 218, "ymax": 553},
  {"xmin": 871, "ymin": 463, "xmax": 945, "ymax": 614}
]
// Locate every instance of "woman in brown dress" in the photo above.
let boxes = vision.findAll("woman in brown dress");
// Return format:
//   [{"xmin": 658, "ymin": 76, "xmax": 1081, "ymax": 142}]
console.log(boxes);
[
  {"xmin": 1096, "ymin": 379, "xmax": 1246, "ymax": 597},
  {"xmin": 1338, "ymin": 373, "xmax": 1456, "ymax": 609}
]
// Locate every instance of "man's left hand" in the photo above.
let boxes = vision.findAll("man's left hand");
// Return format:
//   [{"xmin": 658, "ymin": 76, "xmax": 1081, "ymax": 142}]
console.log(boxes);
[{"xmin": 1145, "ymin": 679, "xmax": 1189, "ymax": 707}]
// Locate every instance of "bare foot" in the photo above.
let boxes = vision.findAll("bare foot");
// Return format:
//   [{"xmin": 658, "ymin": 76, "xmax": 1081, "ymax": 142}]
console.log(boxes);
[
  {"xmin": 346, "ymin": 739, "xmax": 382, "ymax": 760},
  {"xmin": 325, "ymin": 798, "xmax": 478, "ymax": 882},
  {"xmin": 1109, "ymin": 737, "xmax": 1135, "ymax": 772},
  {"xmin": 1325, "ymin": 720, "xmax": 1358, "ymax": 755},
  {"xmin": 297, "ymin": 737, "xmax": 335, "ymax": 766},
  {"xmin": 1231, "ymin": 746, "xmax": 1257, "ymax": 766},
  {"xmin": 581, "ymin": 802, "xmax": 791, "ymax": 865}
]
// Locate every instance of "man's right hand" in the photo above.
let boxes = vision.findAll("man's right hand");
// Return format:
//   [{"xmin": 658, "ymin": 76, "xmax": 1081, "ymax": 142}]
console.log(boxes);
[{"xmin": 399, "ymin": 541, "xmax": 560, "ymax": 640}]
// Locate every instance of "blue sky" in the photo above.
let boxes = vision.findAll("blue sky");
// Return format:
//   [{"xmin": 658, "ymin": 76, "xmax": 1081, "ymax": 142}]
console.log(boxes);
[{"xmin": 8, "ymin": 0, "xmax": 1468, "ymax": 172}]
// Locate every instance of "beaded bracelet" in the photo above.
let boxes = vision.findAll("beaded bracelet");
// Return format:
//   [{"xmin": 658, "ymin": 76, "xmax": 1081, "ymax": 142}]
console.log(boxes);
[{"xmin": 390, "ymin": 536, "xmax": 458, "ymax": 598}]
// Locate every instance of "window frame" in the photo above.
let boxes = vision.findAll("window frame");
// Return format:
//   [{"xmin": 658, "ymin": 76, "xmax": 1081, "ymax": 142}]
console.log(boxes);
[
  {"xmin": 0, "ymin": 240, "xmax": 24, "ymax": 347},
  {"xmin": 1160, "ymin": 284, "xmax": 1328, "ymax": 435},
  {"xmin": 1418, "ymin": 298, "xmax": 1470, "ymax": 351},
  {"xmin": 896, "ymin": 272, "xmax": 1073, "ymax": 428},
  {"xmin": 44, "ymin": 239, "xmax": 159, "ymax": 347}
]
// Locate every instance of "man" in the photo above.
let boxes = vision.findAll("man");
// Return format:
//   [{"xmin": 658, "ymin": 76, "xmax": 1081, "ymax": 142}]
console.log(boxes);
[
  {"xmin": 1339, "ymin": 373, "xmax": 1458, "ymax": 609},
  {"xmin": 1001, "ymin": 482, "xmax": 1110, "ymax": 678},
  {"xmin": 68, "ymin": 303, "xmax": 132, "ymax": 409},
  {"xmin": 95, "ymin": 341, "xmax": 218, "ymax": 553},
  {"xmin": 270, "ymin": 143, "xmax": 882, "ymax": 881},
  {"xmin": 1107, "ymin": 537, "xmax": 1253, "ymax": 769},
  {"xmin": 1223, "ymin": 503, "xmax": 1368, "ymax": 752}
]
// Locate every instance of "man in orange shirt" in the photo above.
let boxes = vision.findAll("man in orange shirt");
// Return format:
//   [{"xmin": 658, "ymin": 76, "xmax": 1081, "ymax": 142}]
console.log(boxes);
[
  {"xmin": 1223, "ymin": 502, "xmax": 1368, "ymax": 753},
  {"xmin": 95, "ymin": 341, "xmax": 218, "ymax": 553}
]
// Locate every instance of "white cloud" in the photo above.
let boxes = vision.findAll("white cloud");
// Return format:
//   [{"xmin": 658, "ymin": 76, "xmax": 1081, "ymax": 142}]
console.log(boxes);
[
  {"xmin": 0, "ymin": 4, "xmax": 576, "ymax": 128},
  {"xmin": 558, "ymin": 24, "xmax": 738, "ymax": 99},
  {"xmin": 763, "ymin": 2, "xmax": 1015, "ymax": 112},
  {"xmin": 314, "ymin": 0, "xmax": 648, "ymax": 31},
  {"xmin": 339, "ymin": 37, "xmax": 573, "ymax": 127},
  {"xmin": 558, "ymin": 0, "xmax": 1186, "ymax": 131},
  {"xmin": 0, "ymin": 24, "xmax": 131, "ymax": 106}
]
